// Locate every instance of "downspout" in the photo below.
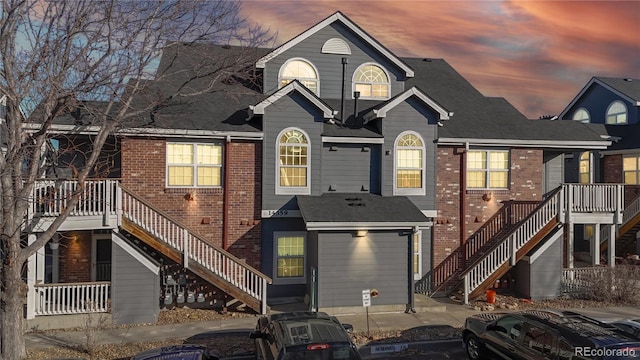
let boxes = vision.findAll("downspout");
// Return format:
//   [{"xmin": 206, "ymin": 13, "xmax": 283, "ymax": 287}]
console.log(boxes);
[
  {"xmin": 223, "ymin": 135, "xmax": 231, "ymax": 250},
  {"xmin": 460, "ymin": 142, "xmax": 469, "ymax": 267}
]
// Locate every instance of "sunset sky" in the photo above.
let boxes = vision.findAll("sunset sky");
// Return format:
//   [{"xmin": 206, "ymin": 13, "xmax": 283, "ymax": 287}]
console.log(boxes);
[{"xmin": 241, "ymin": 1, "xmax": 640, "ymax": 119}]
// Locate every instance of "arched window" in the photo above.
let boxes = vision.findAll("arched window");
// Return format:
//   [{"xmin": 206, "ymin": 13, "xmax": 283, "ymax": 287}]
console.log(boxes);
[
  {"xmin": 572, "ymin": 108, "xmax": 590, "ymax": 123},
  {"xmin": 395, "ymin": 132, "xmax": 424, "ymax": 194},
  {"xmin": 579, "ymin": 152, "xmax": 591, "ymax": 184},
  {"xmin": 606, "ymin": 101, "xmax": 627, "ymax": 124},
  {"xmin": 277, "ymin": 129, "xmax": 310, "ymax": 194},
  {"xmin": 353, "ymin": 63, "xmax": 390, "ymax": 99},
  {"xmin": 279, "ymin": 59, "xmax": 318, "ymax": 95}
]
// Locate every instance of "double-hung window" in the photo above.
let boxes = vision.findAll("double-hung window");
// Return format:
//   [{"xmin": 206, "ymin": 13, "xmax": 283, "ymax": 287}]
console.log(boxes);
[
  {"xmin": 579, "ymin": 152, "xmax": 592, "ymax": 184},
  {"xmin": 167, "ymin": 143, "xmax": 222, "ymax": 187},
  {"xmin": 467, "ymin": 150, "xmax": 509, "ymax": 189},
  {"xmin": 623, "ymin": 155, "xmax": 640, "ymax": 184},
  {"xmin": 277, "ymin": 129, "xmax": 310, "ymax": 194},
  {"xmin": 395, "ymin": 132, "xmax": 425, "ymax": 195},
  {"xmin": 274, "ymin": 232, "xmax": 306, "ymax": 284}
]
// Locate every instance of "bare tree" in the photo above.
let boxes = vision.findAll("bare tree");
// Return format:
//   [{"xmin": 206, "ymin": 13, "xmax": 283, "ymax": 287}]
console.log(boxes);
[{"xmin": 0, "ymin": 0, "xmax": 271, "ymax": 358}]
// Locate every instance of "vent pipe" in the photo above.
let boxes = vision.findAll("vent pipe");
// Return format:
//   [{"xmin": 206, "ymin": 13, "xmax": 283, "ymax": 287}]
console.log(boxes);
[
  {"xmin": 353, "ymin": 91, "xmax": 360, "ymax": 119},
  {"xmin": 340, "ymin": 57, "xmax": 348, "ymax": 127}
]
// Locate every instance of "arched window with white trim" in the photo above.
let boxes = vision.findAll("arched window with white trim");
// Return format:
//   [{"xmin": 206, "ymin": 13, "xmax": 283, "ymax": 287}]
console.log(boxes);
[
  {"xmin": 606, "ymin": 101, "xmax": 627, "ymax": 124},
  {"xmin": 579, "ymin": 152, "xmax": 592, "ymax": 184},
  {"xmin": 572, "ymin": 108, "xmax": 590, "ymax": 123},
  {"xmin": 278, "ymin": 58, "xmax": 319, "ymax": 95},
  {"xmin": 394, "ymin": 132, "xmax": 425, "ymax": 195},
  {"xmin": 277, "ymin": 128, "xmax": 310, "ymax": 195},
  {"xmin": 353, "ymin": 63, "xmax": 390, "ymax": 99}
]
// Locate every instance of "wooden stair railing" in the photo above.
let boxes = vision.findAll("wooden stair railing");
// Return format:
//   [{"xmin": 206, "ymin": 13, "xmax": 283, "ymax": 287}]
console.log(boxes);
[
  {"xmin": 119, "ymin": 186, "xmax": 271, "ymax": 314},
  {"xmin": 600, "ymin": 194, "xmax": 640, "ymax": 255},
  {"xmin": 459, "ymin": 187, "xmax": 563, "ymax": 304},
  {"xmin": 417, "ymin": 201, "xmax": 538, "ymax": 296}
]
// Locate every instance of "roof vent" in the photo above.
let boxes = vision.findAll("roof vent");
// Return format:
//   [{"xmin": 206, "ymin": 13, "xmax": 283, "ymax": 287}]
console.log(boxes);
[
  {"xmin": 624, "ymin": 78, "xmax": 633, "ymax": 82},
  {"xmin": 322, "ymin": 38, "xmax": 351, "ymax": 55},
  {"xmin": 423, "ymin": 58, "xmax": 432, "ymax": 62}
]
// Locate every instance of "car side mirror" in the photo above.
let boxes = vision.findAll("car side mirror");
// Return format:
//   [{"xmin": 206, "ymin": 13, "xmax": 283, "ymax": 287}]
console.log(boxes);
[
  {"xmin": 342, "ymin": 324, "xmax": 354, "ymax": 333},
  {"xmin": 250, "ymin": 331, "xmax": 266, "ymax": 339}
]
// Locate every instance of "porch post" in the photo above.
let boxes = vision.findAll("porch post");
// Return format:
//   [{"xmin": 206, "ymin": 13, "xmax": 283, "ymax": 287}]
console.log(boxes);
[
  {"xmin": 608, "ymin": 225, "xmax": 616, "ymax": 267},
  {"xmin": 26, "ymin": 234, "xmax": 41, "ymax": 320},
  {"xmin": 592, "ymin": 224, "xmax": 600, "ymax": 266},
  {"xmin": 565, "ymin": 185, "xmax": 574, "ymax": 269}
]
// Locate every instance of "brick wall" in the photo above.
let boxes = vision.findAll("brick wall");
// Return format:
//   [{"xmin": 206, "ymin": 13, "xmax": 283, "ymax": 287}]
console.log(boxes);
[
  {"xmin": 434, "ymin": 147, "xmax": 543, "ymax": 267},
  {"xmin": 58, "ymin": 231, "xmax": 92, "ymax": 283},
  {"xmin": 121, "ymin": 137, "xmax": 262, "ymax": 268},
  {"xmin": 603, "ymin": 154, "xmax": 640, "ymax": 206}
]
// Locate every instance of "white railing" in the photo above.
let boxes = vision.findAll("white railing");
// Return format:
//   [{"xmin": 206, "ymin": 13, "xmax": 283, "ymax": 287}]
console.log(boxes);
[
  {"xmin": 462, "ymin": 189, "xmax": 562, "ymax": 304},
  {"xmin": 34, "ymin": 282, "xmax": 110, "ymax": 315},
  {"xmin": 121, "ymin": 188, "xmax": 271, "ymax": 314},
  {"xmin": 600, "ymin": 193, "xmax": 640, "ymax": 245},
  {"xmin": 31, "ymin": 179, "xmax": 119, "ymax": 217},
  {"xmin": 564, "ymin": 183, "xmax": 623, "ymax": 213},
  {"xmin": 562, "ymin": 267, "xmax": 606, "ymax": 294}
]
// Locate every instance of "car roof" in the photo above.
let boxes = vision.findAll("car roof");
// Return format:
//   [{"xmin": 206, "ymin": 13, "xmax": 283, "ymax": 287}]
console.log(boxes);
[
  {"xmin": 268, "ymin": 311, "xmax": 352, "ymax": 347},
  {"xmin": 131, "ymin": 344, "xmax": 207, "ymax": 360},
  {"xmin": 512, "ymin": 310, "xmax": 639, "ymax": 347}
]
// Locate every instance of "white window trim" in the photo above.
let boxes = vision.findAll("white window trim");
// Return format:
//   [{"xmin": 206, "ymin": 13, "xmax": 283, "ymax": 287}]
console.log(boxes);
[
  {"xmin": 273, "ymin": 231, "xmax": 307, "ymax": 285},
  {"xmin": 352, "ymin": 62, "xmax": 391, "ymax": 100},
  {"xmin": 413, "ymin": 230, "xmax": 422, "ymax": 281},
  {"xmin": 278, "ymin": 57, "xmax": 320, "ymax": 96},
  {"xmin": 606, "ymin": 100, "xmax": 627, "ymax": 125},
  {"xmin": 166, "ymin": 142, "xmax": 223, "ymax": 188},
  {"xmin": 467, "ymin": 149, "xmax": 510, "ymax": 190},
  {"xmin": 394, "ymin": 131, "xmax": 426, "ymax": 196},
  {"xmin": 276, "ymin": 128, "xmax": 311, "ymax": 195},
  {"xmin": 572, "ymin": 107, "xmax": 590, "ymax": 123}
]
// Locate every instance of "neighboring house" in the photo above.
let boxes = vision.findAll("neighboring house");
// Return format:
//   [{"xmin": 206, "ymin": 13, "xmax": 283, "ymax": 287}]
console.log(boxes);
[
  {"xmin": 560, "ymin": 76, "xmax": 640, "ymax": 261},
  {"xmin": 22, "ymin": 12, "xmax": 619, "ymax": 328}
]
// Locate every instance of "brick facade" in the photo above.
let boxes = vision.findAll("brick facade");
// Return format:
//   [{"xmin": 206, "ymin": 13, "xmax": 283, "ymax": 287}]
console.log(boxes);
[
  {"xmin": 120, "ymin": 137, "xmax": 262, "ymax": 268},
  {"xmin": 434, "ymin": 147, "xmax": 543, "ymax": 267},
  {"xmin": 58, "ymin": 231, "xmax": 92, "ymax": 283},
  {"xmin": 602, "ymin": 154, "xmax": 640, "ymax": 206}
]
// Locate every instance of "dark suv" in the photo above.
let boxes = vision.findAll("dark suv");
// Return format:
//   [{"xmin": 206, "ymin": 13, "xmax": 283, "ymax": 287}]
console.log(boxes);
[
  {"xmin": 463, "ymin": 310, "xmax": 640, "ymax": 360},
  {"xmin": 250, "ymin": 311, "xmax": 361, "ymax": 360}
]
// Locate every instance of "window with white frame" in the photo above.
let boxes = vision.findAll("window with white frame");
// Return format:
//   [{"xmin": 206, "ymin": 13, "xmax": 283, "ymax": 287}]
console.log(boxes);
[
  {"xmin": 353, "ymin": 63, "xmax": 389, "ymax": 99},
  {"xmin": 413, "ymin": 231, "xmax": 422, "ymax": 280},
  {"xmin": 274, "ymin": 232, "xmax": 306, "ymax": 284},
  {"xmin": 623, "ymin": 155, "xmax": 640, "ymax": 184},
  {"xmin": 572, "ymin": 108, "xmax": 590, "ymax": 123},
  {"xmin": 277, "ymin": 129, "xmax": 310, "ymax": 194},
  {"xmin": 167, "ymin": 143, "xmax": 222, "ymax": 187},
  {"xmin": 579, "ymin": 152, "xmax": 591, "ymax": 184},
  {"xmin": 279, "ymin": 58, "xmax": 319, "ymax": 95},
  {"xmin": 606, "ymin": 101, "xmax": 627, "ymax": 124},
  {"xmin": 395, "ymin": 132, "xmax": 425, "ymax": 194},
  {"xmin": 467, "ymin": 150, "xmax": 509, "ymax": 189}
]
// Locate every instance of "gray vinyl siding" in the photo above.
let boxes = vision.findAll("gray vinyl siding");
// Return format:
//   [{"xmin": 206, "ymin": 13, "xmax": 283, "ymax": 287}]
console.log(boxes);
[
  {"xmin": 562, "ymin": 83, "xmax": 639, "ymax": 125},
  {"xmin": 527, "ymin": 231, "xmax": 563, "ymax": 300},
  {"xmin": 110, "ymin": 237, "xmax": 160, "ymax": 324},
  {"xmin": 321, "ymin": 143, "xmax": 378, "ymax": 193},
  {"xmin": 262, "ymin": 92, "xmax": 325, "ymax": 210},
  {"xmin": 543, "ymin": 152, "xmax": 564, "ymax": 194},
  {"xmin": 317, "ymin": 231, "xmax": 408, "ymax": 307},
  {"xmin": 380, "ymin": 98, "xmax": 439, "ymax": 209},
  {"xmin": 263, "ymin": 23, "xmax": 405, "ymax": 99}
]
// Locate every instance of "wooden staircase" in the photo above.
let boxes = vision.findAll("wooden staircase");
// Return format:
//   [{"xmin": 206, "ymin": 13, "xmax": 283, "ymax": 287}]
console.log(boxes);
[
  {"xmin": 600, "ymin": 195, "xmax": 640, "ymax": 257},
  {"xmin": 119, "ymin": 186, "xmax": 271, "ymax": 314}
]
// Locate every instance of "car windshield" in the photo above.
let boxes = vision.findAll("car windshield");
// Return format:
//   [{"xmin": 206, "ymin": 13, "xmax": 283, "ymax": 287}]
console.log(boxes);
[{"xmin": 282, "ymin": 345, "xmax": 359, "ymax": 360}]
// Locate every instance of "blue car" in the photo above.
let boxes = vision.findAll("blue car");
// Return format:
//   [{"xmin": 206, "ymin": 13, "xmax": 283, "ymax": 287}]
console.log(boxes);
[{"xmin": 130, "ymin": 344, "xmax": 220, "ymax": 360}]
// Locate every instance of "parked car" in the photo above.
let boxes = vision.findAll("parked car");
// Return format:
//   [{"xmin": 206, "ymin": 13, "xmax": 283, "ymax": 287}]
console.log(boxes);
[
  {"xmin": 463, "ymin": 310, "xmax": 640, "ymax": 360},
  {"xmin": 611, "ymin": 319, "xmax": 640, "ymax": 340},
  {"xmin": 130, "ymin": 344, "xmax": 220, "ymax": 360},
  {"xmin": 250, "ymin": 311, "xmax": 361, "ymax": 360}
]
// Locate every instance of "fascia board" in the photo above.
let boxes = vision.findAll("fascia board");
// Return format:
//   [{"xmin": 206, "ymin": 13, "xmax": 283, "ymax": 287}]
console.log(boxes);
[
  {"xmin": 256, "ymin": 12, "xmax": 414, "ymax": 78},
  {"xmin": 436, "ymin": 138, "xmax": 611, "ymax": 149}
]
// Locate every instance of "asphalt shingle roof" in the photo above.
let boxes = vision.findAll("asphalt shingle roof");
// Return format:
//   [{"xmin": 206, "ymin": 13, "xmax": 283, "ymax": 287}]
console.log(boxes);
[
  {"xmin": 297, "ymin": 193, "xmax": 428, "ymax": 224},
  {"xmin": 596, "ymin": 77, "xmax": 640, "ymax": 101}
]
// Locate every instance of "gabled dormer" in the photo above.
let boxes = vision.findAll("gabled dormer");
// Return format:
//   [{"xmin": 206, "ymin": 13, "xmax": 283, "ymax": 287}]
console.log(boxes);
[
  {"xmin": 255, "ymin": 11, "xmax": 414, "ymax": 104},
  {"xmin": 559, "ymin": 77, "xmax": 640, "ymax": 125}
]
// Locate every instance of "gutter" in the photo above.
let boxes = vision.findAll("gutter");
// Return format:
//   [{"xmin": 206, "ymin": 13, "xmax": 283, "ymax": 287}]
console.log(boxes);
[{"xmin": 437, "ymin": 137, "xmax": 611, "ymax": 149}]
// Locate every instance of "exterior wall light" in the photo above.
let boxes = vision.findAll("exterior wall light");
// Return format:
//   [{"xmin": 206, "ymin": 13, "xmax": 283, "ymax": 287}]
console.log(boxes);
[{"xmin": 356, "ymin": 230, "xmax": 368, "ymax": 237}]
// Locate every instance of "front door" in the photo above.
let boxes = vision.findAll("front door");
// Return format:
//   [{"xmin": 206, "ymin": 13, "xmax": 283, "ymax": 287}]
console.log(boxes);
[{"xmin": 93, "ymin": 238, "xmax": 112, "ymax": 281}]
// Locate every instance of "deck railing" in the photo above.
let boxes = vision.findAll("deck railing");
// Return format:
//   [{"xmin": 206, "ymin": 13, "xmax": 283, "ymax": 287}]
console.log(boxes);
[
  {"xmin": 600, "ymin": 193, "xmax": 640, "ymax": 246},
  {"xmin": 564, "ymin": 184, "xmax": 623, "ymax": 213},
  {"xmin": 561, "ymin": 267, "xmax": 606, "ymax": 295},
  {"xmin": 31, "ymin": 179, "xmax": 119, "ymax": 216},
  {"xmin": 34, "ymin": 282, "xmax": 110, "ymax": 315},
  {"xmin": 120, "ymin": 187, "xmax": 271, "ymax": 314}
]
